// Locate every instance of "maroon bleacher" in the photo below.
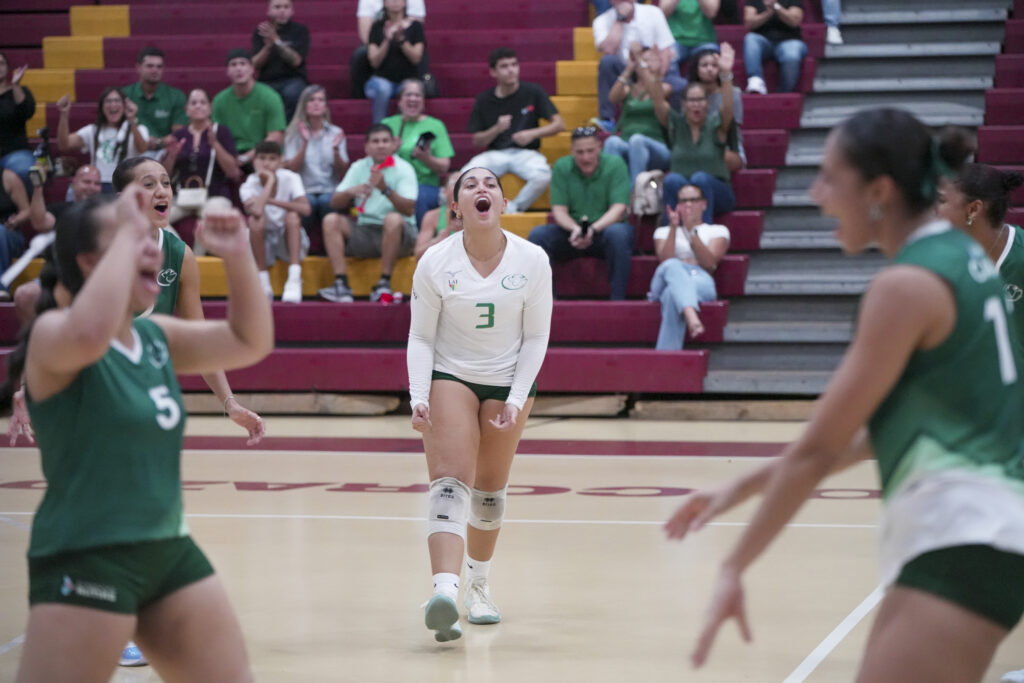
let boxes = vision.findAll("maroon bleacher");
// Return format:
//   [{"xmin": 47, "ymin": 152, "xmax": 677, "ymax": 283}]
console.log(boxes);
[
  {"xmin": 1005, "ymin": 20, "xmax": 1024, "ymax": 54},
  {"xmin": 977, "ymin": 127, "xmax": 1024, "ymax": 164},
  {"xmin": 984, "ymin": 89, "xmax": 1024, "ymax": 125},
  {"xmin": 1, "ymin": 48, "xmax": 44, "ymax": 70},
  {"xmin": 0, "ymin": 12, "xmax": 68, "ymax": 48},
  {"xmin": 553, "ymin": 254, "xmax": 748, "ymax": 299},
  {"xmin": 996, "ymin": 55, "xmax": 1024, "ymax": 87}
]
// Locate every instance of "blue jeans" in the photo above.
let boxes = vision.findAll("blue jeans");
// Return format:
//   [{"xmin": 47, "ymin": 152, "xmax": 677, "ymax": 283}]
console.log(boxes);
[
  {"xmin": 822, "ymin": 0, "xmax": 841, "ymax": 27},
  {"xmin": 598, "ymin": 54, "xmax": 687, "ymax": 122},
  {"xmin": 602, "ymin": 134, "xmax": 670, "ymax": 185},
  {"xmin": 591, "ymin": 0, "xmax": 612, "ymax": 14},
  {"xmin": 528, "ymin": 221, "xmax": 635, "ymax": 300},
  {"xmin": 416, "ymin": 183, "xmax": 441, "ymax": 229},
  {"xmin": 303, "ymin": 191, "xmax": 335, "ymax": 229},
  {"xmin": 0, "ymin": 223, "xmax": 26, "ymax": 291},
  {"xmin": 675, "ymin": 42, "xmax": 721, "ymax": 66},
  {"xmin": 0, "ymin": 149, "xmax": 35, "ymax": 194},
  {"xmin": 265, "ymin": 76, "xmax": 307, "ymax": 121},
  {"xmin": 663, "ymin": 172, "xmax": 735, "ymax": 224},
  {"xmin": 649, "ymin": 258, "xmax": 717, "ymax": 350},
  {"xmin": 743, "ymin": 33, "xmax": 807, "ymax": 93},
  {"xmin": 365, "ymin": 76, "xmax": 398, "ymax": 123}
]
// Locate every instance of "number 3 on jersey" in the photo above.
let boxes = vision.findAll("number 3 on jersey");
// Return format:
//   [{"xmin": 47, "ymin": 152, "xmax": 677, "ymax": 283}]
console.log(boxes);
[
  {"xmin": 148, "ymin": 385, "xmax": 181, "ymax": 430},
  {"xmin": 476, "ymin": 302, "xmax": 495, "ymax": 329}
]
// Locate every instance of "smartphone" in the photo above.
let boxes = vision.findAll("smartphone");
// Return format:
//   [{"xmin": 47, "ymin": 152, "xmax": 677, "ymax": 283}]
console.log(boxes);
[{"xmin": 415, "ymin": 131, "xmax": 436, "ymax": 151}]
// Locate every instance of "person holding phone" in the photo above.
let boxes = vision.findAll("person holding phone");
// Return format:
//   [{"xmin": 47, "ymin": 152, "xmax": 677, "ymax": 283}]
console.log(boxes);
[{"xmin": 382, "ymin": 78, "xmax": 453, "ymax": 227}]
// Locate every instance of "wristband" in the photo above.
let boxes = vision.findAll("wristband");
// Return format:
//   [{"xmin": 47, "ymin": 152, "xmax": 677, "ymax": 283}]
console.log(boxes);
[
  {"xmin": 275, "ymin": 38, "xmax": 285, "ymax": 47},
  {"xmin": 720, "ymin": 72, "xmax": 734, "ymax": 82}
]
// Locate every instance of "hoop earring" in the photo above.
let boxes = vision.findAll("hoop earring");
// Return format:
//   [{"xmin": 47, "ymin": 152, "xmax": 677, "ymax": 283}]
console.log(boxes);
[{"xmin": 869, "ymin": 205, "xmax": 883, "ymax": 222}]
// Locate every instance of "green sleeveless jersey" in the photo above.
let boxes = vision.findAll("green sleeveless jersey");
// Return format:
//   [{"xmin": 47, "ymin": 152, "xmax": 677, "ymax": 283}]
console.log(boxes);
[
  {"xmin": 139, "ymin": 228, "xmax": 186, "ymax": 318},
  {"xmin": 26, "ymin": 317, "xmax": 187, "ymax": 557},
  {"xmin": 996, "ymin": 224, "xmax": 1024, "ymax": 356},
  {"xmin": 869, "ymin": 224, "xmax": 1024, "ymax": 499}
]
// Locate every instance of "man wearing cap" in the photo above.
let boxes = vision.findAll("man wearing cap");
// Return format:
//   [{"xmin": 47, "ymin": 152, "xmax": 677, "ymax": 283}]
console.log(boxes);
[{"xmin": 212, "ymin": 48, "xmax": 288, "ymax": 170}]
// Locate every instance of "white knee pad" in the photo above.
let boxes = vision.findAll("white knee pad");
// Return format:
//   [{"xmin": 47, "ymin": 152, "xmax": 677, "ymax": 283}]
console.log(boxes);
[
  {"xmin": 428, "ymin": 477, "xmax": 471, "ymax": 539},
  {"xmin": 469, "ymin": 487, "xmax": 507, "ymax": 531}
]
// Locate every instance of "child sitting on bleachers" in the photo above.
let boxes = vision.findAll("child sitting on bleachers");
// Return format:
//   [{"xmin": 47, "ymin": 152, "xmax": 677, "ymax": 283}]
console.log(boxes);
[{"xmin": 239, "ymin": 140, "xmax": 311, "ymax": 302}]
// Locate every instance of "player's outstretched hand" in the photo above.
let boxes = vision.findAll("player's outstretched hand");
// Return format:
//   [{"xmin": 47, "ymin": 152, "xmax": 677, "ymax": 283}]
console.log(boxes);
[
  {"xmin": 665, "ymin": 488, "xmax": 730, "ymax": 540},
  {"xmin": 226, "ymin": 397, "xmax": 266, "ymax": 446},
  {"xmin": 692, "ymin": 566, "xmax": 752, "ymax": 668},
  {"xmin": 8, "ymin": 387, "xmax": 34, "ymax": 446}
]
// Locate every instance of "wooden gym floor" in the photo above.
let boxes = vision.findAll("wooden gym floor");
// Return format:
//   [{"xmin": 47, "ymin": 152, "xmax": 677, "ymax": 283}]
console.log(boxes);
[{"xmin": 1, "ymin": 415, "xmax": 1022, "ymax": 682}]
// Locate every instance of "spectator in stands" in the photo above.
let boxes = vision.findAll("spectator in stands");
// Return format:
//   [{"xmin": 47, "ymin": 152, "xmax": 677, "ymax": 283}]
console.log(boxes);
[
  {"xmin": 56, "ymin": 88, "xmax": 149, "ymax": 193},
  {"xmin": 365, "ymin": 0, "xmax": 426, "ymax": 123},
  {"xmin": 163, "ymin": 88, "xmax": 240, "ymax": 227},
  {"xmin": 252, "ymin": 0, "xmax": 310, "ymax": 120},
  {"xmin": 650, "ymin": 183, "xmax": 729, "ymax": 349},
  {"xmin": 688, "ymin": 46, "xmax": 745, "ymax": 171},
  {"xmin": 0, "ymin": 52, "xmax": 36, "ymax": 194},
  {"xmin": 654, "ymin": 44, "xmax": 737, "ymax": 224},
  {"xmin": 283, "ymin": 84, "xmax": 349, "ymax": 245},
  {"xmin": 46, "ymin": 164, "xmax": 102, "ymax": 221},
  {"xmin": 318, "ymin": 123, "xmax": 417, "ymax": 303},
  {"xmin": 351, "ymin": 0, "xmax": 426, "ymax": 99},
  {"xmin": 414, "ymin": 173, "xmax": 460, "ymax": 259},
  {"xmin": 743, "ymin": 0, "xmax": 807, "ymax": 94},
  {"xmin": 823, "ymin": 0, "xmax": 843, "ymax": 45},
  {"xmin": 528, "ymin": 126, "xmax": 633, "ymax": 300},
  {"xmin": 592, "ymin": 0, "xmax": 684, "ymax": 130},
  {"xmin": 464, "ymin": 47, "xmax": 564, "ymax": 214},
  {"xmin": 660, "ymin": 0, "xmax": 720, "ymax": 65},
  {"xmin": 239, "ymin": 140, "xmax": 311, "ymax": 302},
  {"xmin": 382, "ymin": 78, "xmax": 453, "ymax": 227},
  {"xmin": 602, "ymin": 45, "xmax": 673, "ymax": 185},
  {"xmin": 0, "ymin": 167, "xmax": 31, "ymax": 292},
  {"xmin": 121, "ymin": 47, "xmax": 187, "ymax": 157},
  {"xmin": 212, "ymin": 49, "xmax": 287, "ymax": 171}
]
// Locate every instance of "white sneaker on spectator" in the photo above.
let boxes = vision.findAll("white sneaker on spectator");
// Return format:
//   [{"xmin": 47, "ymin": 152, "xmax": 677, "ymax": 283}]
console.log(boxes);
[
  {"xmin": 1002, "ymin": 670, "xmax": 1024, "ymax": 683},
  {"xmin": 282, "ymin": 276, "xmax": 302, "ymax": 303},
  {"xmin": 119, "ymin": 642, "xmax": 148, "ymax": 667},
  {"xmin": 370, "ymin": 280, "xmax": 393, "ymax": 304},
  {"xmin": 464, "ymin": 578, "xmax": 501, "ymax": 625},
  {"xmin": 318, "ymin": 281, "xmax": 354, "ymax": 303},
  {"xmin": 826, "ymin": 26, "xmax": 844, "ymax": 45},
  {"xmin": 746, "ymin": 76, "xmax": 767, "ymax": 94}
]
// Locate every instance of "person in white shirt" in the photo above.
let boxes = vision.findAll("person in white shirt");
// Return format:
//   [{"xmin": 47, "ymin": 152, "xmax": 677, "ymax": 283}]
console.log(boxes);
[
  {"xmin": 407, "ymin": 166, "xmax": 552, "ymax": 642},
  {"xmin": 650, "ymin": 183, "xmax": 729, "ymax": 349},
  {"xmin": 239, "ymin": 140, "xmax": 311, "ymax": 302},
  {"xmin": 593, "ymin": 0, "xmax": 684, "ymax": 127}
]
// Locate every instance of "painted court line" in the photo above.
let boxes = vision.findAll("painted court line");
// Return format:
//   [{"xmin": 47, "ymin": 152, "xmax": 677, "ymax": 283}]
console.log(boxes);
[
  {"xmin": 0, "ymin": 634, "xmax": 24, "ymax": 658},
  {"xmin": 0, "ymin": 511, "xmax": 876, "ymax": 529},
  {"xmin": 0, "ymin": 516, "xmax": 29, "ymax": 530},
  {"xmin": 782, "ymin": 586, "xmax": 885, "ymax": 683}
]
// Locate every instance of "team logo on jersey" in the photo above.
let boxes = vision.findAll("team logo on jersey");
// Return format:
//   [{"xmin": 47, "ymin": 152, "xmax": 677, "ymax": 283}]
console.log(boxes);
[
  {"xmin": 148, "ymin": 338, "xmax": 169, "ymax": 369},
  {"xmin": 967, "ymin": 244, "xmax": 999, "ymax": 284},
  {"xmin": 446, "ymin": 270, "xmax": 460, "ymax": 291},
  {"xmin": 1007, "ymin": 284, "xmax": 1023, "ymax": 302},
  {"xmin": 158, "ymin": 268, "xmax": 178, "ymax": 287},
  {"xmin": 501, "ymin": 273, "xmax": 528, "ymax": 290}
]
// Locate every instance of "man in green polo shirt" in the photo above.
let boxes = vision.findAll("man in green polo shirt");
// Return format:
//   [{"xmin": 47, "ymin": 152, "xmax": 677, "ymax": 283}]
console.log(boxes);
[
  {"xmin": 212, "ymin": 48, "xmax": 287, "ymax": 168},
  {"xmin": 528, "ymin": 126, "xmax": 633, "ymax": 299},
  {"xmin": 122, "ymin": 46, "xmax": 188, "ymax": 155}
]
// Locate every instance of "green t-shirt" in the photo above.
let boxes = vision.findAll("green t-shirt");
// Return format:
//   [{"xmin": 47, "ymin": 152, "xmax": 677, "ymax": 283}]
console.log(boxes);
[
  {"xmin": 549, "ymin": 153, "xmax": 630, "ymax": 225},
  {"xmin": 381, "ymin": 114, "xmax": 455, "ymax": 187},
  {"xmin": 136, "ymin": 228, "xmax": 186, "ymax": 318},
  {"xmin": 668, "ymin": 109, "xmax": 729, "ymax": 184},
  {"xmin": 997, "ymin": 224, "xmax": 1024, "ymax": 357},
  {"xmin": 666, "ymin": 0, "xmax": 718, "ymax": 46},
  {"xmin": 211, "ymin": 82, "xmax": 286, "ymax": 153},
  {"xmin": 26, "ymin": 318, "xmax": 188, "ymax": 557},
  {"xmin": 869, "ymin": 225, "xmax": 1024, "ymax": 499},
  {"xmin": 336, "ymin": 155, "xmax": 419, "ymax": 226},
  {"xmin": 617, "ymin": 94, "xmax": 666, "ymax": 144},
  {"xmin": 121, "ymin": 82, "xmax": 188, "ymax": 139}
]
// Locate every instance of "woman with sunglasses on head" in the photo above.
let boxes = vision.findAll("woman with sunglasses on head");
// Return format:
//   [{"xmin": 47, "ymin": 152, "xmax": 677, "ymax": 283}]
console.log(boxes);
[
  {"xmin": 664, "ymin": 109, "xmax": 1024, "ymax": 683},
  {"xmin": 408, "ymin": 166, "xmax": 552, "ymax": 642},
  {"xmin": 57, "ymin": 88, "xmax": 149, "ymax": 193}
]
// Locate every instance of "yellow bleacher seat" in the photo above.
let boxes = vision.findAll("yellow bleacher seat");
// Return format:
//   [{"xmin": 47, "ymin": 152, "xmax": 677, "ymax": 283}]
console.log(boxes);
[
  {"xmin": 574, "ymin": 27, "xmax": 603, "ymax": 62},
  {"xmin": 42, "ymin": 36, "xmax": 105, "ymax": 70},
  {"xmin": 69, "ymin": 6, "xmax": 130, "ymax": 38},
  {"xmin": 557, "ymin": 60, "xmax": 599, "ymax": 97},
  {"xmin": 196, "ymin": 256, "xmax": 417, "ymax": 297},
  {"xmin": 550, "ymin": 95, "xmax": 599, "ymax": 129}
]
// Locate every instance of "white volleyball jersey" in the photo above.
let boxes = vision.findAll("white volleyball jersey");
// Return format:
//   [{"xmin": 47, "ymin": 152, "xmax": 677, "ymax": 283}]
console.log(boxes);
[{"xmin": 408, "ymin": 230, "xmax": 552, "ymax": 409}]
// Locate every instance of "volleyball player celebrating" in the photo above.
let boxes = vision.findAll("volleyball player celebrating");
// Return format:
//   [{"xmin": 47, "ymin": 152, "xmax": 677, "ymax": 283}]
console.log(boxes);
[
  {"xmin": 666, "ymin": 109, "xmax": 1024, "ymax": 682},
  {"xmin": 407, "ymin": 166, "xmax": 552, "ymax": 642},
  {"xmin": 4, "ymin": 188, "xmax": 272, "ymax": 682}
]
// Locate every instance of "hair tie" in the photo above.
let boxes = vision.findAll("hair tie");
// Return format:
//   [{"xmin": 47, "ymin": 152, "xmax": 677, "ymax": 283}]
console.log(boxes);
[{"xmin": 920, "ymin": 137, "xmax": 954, "ymax": 202}]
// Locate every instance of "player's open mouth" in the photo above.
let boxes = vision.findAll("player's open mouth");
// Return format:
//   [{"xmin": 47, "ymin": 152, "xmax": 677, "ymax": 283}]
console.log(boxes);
[
  {"xmin": 155, "ymin": 202, "xmax": 169, "ymax": 216},
  {"xmin": 475, "ymin": 196, "xmax": 491, "ymax": 213},
  {"xmin": 140, "ymin": 267, "xmax": 160, "ymax": 294}
]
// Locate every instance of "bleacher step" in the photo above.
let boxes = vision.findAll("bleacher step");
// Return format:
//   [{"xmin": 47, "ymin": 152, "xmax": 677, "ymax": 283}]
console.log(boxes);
[
  {"xmin": 800, "ymin": 92, "xmax": 986, "ymax": 128},
  {"xmin": 724, "ymin": 321, "xmax": 853, "ymax": 343},
  {"xmin": 839, "ymin": 8, "xmax": 1008, "ymax": 24},
  {"xmin": 812, "ymin": 77, "xmax": 991, "ymax": 93},
  {"xmin": 825, "ymin": 42, "xmax": 1000, "ymax": 59},
  {"xmin": 702, "ymin": 370, "xmax": 834, "ymax": 395},
  {"xmin": 758, "ymin": 231, "xmax": 841, "ymax": 250}
]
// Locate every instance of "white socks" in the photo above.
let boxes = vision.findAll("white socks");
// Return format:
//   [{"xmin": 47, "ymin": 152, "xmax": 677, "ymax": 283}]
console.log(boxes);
[
  {"xmin": 432, "ymin": 572, "xmax": 459, "ymax": 600},
  {"xmin": 287, "ymin": 263, "xmax": 302, "ymax": 281},
  {"xmin": 259, "ymin": 270, "xmax": 272, "ymax": 287},
  {"xmin": 465, "ymin": 557, "xmax": 491, "ymax": 584}
]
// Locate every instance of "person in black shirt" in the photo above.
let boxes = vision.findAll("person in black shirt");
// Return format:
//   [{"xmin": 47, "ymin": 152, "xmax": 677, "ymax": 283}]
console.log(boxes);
[
  {"xmin": 365, "ymin": 0, "xmax": 426, "ymax": 123},
  {"xmin": 252, "ymin": 0, "xmax": 310, "ymax": 120},
  {"xmin": 742, "ymin": 0, "xmax": 807, "ymax": 93},
  {"xmin": 0, "ymin": 51, "xmax": 37, "ymax": 195},
  {"xmin": 463, "ymin": 48, "xmax": 565, "ymax": 214}
]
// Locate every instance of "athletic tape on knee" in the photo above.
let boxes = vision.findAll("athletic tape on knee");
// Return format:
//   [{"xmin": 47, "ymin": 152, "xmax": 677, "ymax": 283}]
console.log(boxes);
[
  {"xmin": 428, "ymin": 477, "xmax": 471, "ymax": 539},
  {"xmin": 469, "ymin": 487, "xmax": 506, "ymax": 531}
]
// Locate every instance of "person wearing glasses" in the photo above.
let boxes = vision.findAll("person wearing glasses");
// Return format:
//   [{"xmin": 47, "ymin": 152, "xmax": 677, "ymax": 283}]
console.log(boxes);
[
  {"xmin": 650, "ymin": 183, "xmax": 729, "ymax": 349},
  {"xmin": 527, "ymin": 126, "xmax": 633, "ymax": 299},
  {"xmin": 652, "ymin": 42, "xmax": 736, "ymax": 225}
]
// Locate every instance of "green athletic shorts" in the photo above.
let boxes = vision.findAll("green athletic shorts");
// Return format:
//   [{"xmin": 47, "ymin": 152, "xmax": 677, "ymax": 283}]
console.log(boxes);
[
  {"xmin": 896, "ymin": 544, "xmax": 1024, "ymax": 630},
  {"xmin": 29, "ymin": 536, "xmax": 214, "ymax": 615},
  {"xmin": 432, "ymin": 371, "xmax": 537, "ymax": 403}
]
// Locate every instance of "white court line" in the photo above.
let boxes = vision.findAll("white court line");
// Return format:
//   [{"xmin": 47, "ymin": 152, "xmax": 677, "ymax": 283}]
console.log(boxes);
[
  {"xmin": 0, "ymin": 634, "xmax": 24, "ymax": 658},
  {"xmin": 782, "ymin": 586, "xmax": 884, "ymax": 683},
  {"xmin": 0, "ymin": 516, "xmax": 30, "ymax": 530},
  {"xmin": 0, "ymin": 511, "xmax": 876, "ymax": 528}
]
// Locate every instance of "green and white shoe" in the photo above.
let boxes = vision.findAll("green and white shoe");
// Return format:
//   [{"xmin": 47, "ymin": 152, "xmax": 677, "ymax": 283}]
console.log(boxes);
[
  {"xmin": 464, "ymin": 579, "xmax": 501, "ymax": 625},
  {"xmin": 424, "ymin": 593, "xmax": 462, "ymax": 642}
]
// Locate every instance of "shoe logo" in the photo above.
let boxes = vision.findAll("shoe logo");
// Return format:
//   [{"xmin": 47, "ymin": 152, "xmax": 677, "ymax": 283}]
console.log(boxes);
[
  {"xmin": 157, "ymin": 268, "xmax": 178, "ymax": 287},
  {"xmin": 501, "ymin": 273, "xmax": 528, "ymax": 290}
]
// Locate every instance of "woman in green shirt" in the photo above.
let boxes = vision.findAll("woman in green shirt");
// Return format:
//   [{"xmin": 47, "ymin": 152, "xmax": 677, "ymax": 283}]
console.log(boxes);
[{"xmin": 665, "ymin": 109, "xmax": 1024, "ymax": 682}]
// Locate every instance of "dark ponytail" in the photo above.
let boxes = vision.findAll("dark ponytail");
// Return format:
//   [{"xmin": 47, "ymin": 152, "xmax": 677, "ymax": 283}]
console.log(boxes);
[
  {"xmin": 0, "ymin": 195, "xmax": 114, "ymax": 412},
  {"xmin": 836, "ymin": 109, "xmax": 975, "ymax": 215},
  {"xmin": 955, "ymin": 163, "xmax": 1023, "ymax": 230}
]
